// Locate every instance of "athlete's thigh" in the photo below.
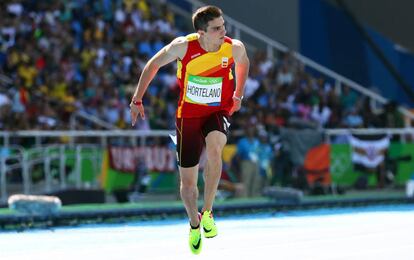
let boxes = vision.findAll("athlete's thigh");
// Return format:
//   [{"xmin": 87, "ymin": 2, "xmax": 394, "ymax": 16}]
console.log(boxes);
[
  {"xmin": 202, "ymin": 111, "xmax": 229, "ymax": 157},
  {"xmin": 176, "ymin": 117, "xmax": 204, "ymax": 168},
  {"xmin": 201, "ymin": 111, "xmax": 230, "ymax": 139}
]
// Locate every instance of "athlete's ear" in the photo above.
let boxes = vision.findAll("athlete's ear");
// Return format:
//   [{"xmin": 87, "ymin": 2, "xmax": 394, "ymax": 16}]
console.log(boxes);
[{"xmin": 198, "ymin": 29, "xmax": 206, "ymax": 36}]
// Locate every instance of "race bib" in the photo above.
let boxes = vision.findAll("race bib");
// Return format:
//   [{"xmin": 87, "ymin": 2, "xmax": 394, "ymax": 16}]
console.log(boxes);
[{"xmin": 185, "ymin": 75, "xmax": 222, "ymax": 106}]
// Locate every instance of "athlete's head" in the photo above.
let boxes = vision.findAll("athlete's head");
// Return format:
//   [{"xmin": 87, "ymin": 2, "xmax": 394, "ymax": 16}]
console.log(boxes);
[
  {"xmin": 192, "ymin": 6, "xmax": 226, "ymax": 43},
  {"xmin": 192, "ymin": 6, "xmax": 222, "ymax": 32}
]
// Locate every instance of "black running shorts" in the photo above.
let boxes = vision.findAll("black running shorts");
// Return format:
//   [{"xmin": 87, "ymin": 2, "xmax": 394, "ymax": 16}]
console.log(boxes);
[{"xmin": 176, "ymin": 111, "xmax": 230, "ymax": 168}]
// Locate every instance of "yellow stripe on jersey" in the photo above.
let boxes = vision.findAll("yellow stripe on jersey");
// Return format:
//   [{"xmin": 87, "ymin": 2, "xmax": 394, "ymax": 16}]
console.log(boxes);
[{"xmin": 185, "ymin": 42, "xmax": 232, "ymax": 76}]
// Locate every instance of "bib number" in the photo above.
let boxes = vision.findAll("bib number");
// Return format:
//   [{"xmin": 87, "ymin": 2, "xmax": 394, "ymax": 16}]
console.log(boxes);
[{"xmin": 185, "ymin": 75, "xmax": 222, "ymax": 106}]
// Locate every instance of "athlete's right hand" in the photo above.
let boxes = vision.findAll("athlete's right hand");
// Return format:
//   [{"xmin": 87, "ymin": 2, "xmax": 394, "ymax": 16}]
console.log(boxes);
[{"xmin": 130, "ymin": 101, "xmax": 145, "ymax": 126}]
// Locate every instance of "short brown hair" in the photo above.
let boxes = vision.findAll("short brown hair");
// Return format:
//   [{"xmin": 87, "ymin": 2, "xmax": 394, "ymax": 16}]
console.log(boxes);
[{"xmin": 192, "ymin": 5, "xmax": 223, "ymax": 32}]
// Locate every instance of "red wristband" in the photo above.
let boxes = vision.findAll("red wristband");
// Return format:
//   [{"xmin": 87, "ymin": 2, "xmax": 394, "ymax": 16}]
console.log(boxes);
[{"xmin": 132, "ymin": 100, "xmax": 142, "ymax": 106}]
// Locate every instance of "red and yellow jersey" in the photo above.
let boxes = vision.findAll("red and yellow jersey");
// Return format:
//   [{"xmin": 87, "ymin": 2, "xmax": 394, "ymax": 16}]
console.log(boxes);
[{"xmin": 176, "ymin": 33, "xmax": 235, "ymax": 118}]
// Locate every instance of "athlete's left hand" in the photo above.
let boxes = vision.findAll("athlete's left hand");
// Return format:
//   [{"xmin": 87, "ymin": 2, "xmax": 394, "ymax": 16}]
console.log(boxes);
[{"xmin": 229, "ymin": 97, "xmax": 242, "ymax": 116}]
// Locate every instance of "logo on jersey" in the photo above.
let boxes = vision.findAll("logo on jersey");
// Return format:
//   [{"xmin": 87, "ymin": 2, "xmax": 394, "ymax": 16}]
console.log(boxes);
[
  {"xmin": 191, "ymin": 53, "xmax": 201, "ymax": 59},
  {"xmin": 221, "ymin": 57, "xmax": 229, "ymax": 68}
]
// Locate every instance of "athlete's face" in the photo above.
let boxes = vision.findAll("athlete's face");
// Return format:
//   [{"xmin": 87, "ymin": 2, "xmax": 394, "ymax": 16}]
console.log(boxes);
[{"xmin": 203, "ymin": 16, "xmax": 226, "ymax": 44}]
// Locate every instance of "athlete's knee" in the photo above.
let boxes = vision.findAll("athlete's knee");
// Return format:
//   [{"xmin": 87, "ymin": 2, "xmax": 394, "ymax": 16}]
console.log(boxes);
[
  {"xmin": 180, "ymin": 167, "xmax": 198, "ymax": 188},
  {"xmin": 181, "ymin": 180, "xmax": 197, "ymax": 191},
  {"xmin": 206, "ymin": 144, "xmax": 223, "ymax": 161},
  {"xmin": 180, "ymin": 183, "xmax": 198, "ymax": 199}
]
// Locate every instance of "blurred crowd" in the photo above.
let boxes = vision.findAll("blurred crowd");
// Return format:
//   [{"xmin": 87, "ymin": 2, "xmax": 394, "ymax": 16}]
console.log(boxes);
[
  {"xmin": 0, "ymin": 0, "xmax": 404, "ymax": 133},
  {"xmin": 0, "ymin": 0, "xmax": 182, "ymax": 131}
]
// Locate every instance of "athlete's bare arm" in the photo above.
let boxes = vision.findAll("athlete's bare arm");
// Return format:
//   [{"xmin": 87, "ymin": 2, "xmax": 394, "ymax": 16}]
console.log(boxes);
[
  {"xmin": 229, "ymin": 39, "xmax": 250, "ymax": 116},
  {"xmin": 130, "ymin": 37, "xmax": 187, "ymax": 125}
]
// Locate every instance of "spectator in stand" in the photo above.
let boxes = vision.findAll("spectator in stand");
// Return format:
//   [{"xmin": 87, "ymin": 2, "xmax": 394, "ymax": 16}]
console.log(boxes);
[
  {"xmin": 340, "ymin": 85, "xmax": 358, "ymax": 113},
  {"xmin": 361, "ymin": 97, "xmax": 380, "ymax": 128},
  {"xmin": 343, "ymin": 107, "xmax": 364, "ymax": 128},
  {"xmin": 276, "ymin": 64, "xmax": 294, "ymax": 86},
  {"xmin": 236, "ymin": 126, "xmax": 260, "ymax": 197},
  {"xmin": 256, "ymin": 129, "xmax": 273, "ymax": 186},
  {"xmin": 311, "ymin": 99, "xmax": 332, "ymax": 128},
  {"xmin": 379, "ymin": 101, "xmax": 404, "ymax": 128}
]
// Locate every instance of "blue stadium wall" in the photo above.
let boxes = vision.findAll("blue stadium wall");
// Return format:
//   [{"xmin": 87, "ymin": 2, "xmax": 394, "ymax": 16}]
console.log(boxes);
[{"xmin": 300, "ymin": 0, "xmax": 414, "ymax": 106}]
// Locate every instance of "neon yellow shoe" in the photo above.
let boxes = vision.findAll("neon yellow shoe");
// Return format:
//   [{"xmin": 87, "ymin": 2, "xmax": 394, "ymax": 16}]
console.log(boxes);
[
  {"xmin": 189, "ymin": 227, "xmax": 202, "ymax": 254},
  {"xmin": 201, "ymin": 210, "xmax": 217, "ymax": 238},
  {"xmin": 189, "ymin": 213, "xmax": 202, "ymax": 254}
]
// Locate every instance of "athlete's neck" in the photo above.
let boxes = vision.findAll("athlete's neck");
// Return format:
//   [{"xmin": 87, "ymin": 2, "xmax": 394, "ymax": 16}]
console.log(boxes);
[{"xmin": 198, "ymin": 36, "xmax": 221, "ymax": 52}]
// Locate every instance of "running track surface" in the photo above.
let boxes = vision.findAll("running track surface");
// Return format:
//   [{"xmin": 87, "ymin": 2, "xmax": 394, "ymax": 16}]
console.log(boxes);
[{"xmin": 1, "ymin": 205, "xmax": 413, "ymax": 260}]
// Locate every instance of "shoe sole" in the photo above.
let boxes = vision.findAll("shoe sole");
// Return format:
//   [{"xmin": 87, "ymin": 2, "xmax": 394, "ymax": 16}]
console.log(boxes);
[{"xmin": 204, "ymin": 234, "xmax": 217, "ymax": 238}]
